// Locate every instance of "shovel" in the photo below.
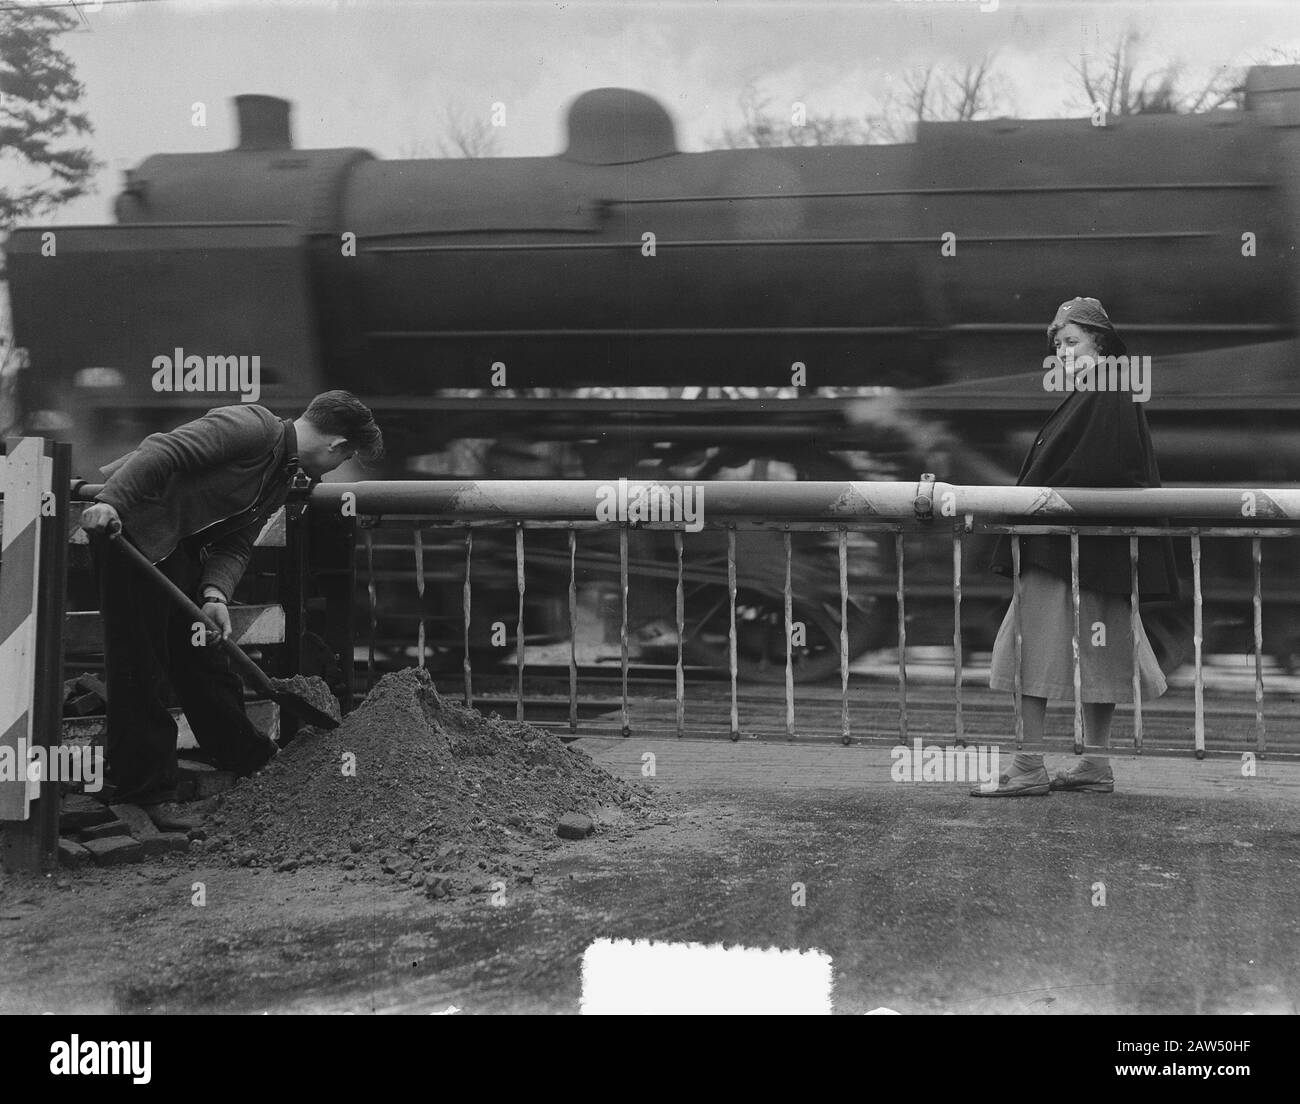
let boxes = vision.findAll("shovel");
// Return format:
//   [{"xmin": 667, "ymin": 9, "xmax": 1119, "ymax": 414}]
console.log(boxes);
[{"xmin": 110, "ymin": 533, "xmax": 342, "ymax": 730}]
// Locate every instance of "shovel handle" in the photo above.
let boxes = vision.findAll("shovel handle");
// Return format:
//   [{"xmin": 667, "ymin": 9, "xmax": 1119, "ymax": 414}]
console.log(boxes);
[{"xmin": 109, "ymin": 534, "xmax": 278, "ymax": 697}]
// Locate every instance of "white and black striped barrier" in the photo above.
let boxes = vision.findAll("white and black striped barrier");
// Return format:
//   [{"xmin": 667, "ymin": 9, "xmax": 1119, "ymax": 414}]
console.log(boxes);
[{"xmin": 1, "ymin": 438, "xmax": 71, "ymax": 873}]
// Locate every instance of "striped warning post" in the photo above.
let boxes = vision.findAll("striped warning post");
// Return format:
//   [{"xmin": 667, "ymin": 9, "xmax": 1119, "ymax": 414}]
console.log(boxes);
[{"xmin": 0, "ymin": 438, "xmax": 49, "ymax": 821}]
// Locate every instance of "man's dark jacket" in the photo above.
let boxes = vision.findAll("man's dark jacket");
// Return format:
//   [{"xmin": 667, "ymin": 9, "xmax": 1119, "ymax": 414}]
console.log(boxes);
[
  {"xmin": 989, "ymin": 385, "xmax": 1180, "ymax": 601},
  {"xmin": 93, "ymin": 404, "xmax": 294, "ymax": 600}
]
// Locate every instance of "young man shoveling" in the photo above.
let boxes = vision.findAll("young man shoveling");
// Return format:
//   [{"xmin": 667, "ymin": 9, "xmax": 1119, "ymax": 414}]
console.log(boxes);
[{"xmin": 79, "ymin": 391, "xmax": 382, "ymax": 819}]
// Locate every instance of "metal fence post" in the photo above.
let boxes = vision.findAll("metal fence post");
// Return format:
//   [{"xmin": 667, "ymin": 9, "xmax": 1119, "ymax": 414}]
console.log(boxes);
[
  {"xmin": 314, "ymin": 511, "xmax": 357, "ymax": 716},
  {"xmin": 279, "ymin": 501, "xmax": 307, "ymax": 743}
]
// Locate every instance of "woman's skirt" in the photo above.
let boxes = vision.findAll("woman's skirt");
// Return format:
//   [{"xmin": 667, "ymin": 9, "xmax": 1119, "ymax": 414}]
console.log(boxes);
[{"xmin": 988, "ymin": 567, "xmax": 1168, "ymax": 703}]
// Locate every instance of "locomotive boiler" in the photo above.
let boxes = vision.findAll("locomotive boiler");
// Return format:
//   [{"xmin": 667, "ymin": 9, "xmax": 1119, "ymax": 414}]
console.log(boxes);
[{"xmin": 8, "ymin": 65, "xmax": 1300, "ymax": 677}]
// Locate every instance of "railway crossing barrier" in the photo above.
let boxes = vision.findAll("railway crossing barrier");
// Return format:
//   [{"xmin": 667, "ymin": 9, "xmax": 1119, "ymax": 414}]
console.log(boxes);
[
  {"xmin": 302, "ymin": 479, "xmax": 1300, "ymax": 757},
  {"xmin": 13, "ymin": 469, "xmax": 1300, "ymax": 876}
]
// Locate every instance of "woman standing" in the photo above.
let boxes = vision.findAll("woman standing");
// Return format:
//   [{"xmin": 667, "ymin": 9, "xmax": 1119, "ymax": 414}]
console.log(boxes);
[{"xmin": 975, "ymin": 297, "xmax": 1179, "ymax": 797}]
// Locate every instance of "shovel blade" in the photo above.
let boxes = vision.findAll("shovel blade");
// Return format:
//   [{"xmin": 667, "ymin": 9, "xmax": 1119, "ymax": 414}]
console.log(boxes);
[{"xmin": 272, "ymin": 692, "xmax": 341, "ymax": 730}]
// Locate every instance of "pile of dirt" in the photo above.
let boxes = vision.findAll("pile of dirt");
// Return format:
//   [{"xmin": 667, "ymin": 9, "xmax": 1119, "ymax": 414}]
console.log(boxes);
[{"xmin": 202, "ymin": 668, "xmax": 654, "ymax": 893}]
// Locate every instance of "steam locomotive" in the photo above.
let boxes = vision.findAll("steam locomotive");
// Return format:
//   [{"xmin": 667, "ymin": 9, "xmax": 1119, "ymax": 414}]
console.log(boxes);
[{"xmin": 9, "ymin": 65, "xmax": 1300, "ymax": 677}]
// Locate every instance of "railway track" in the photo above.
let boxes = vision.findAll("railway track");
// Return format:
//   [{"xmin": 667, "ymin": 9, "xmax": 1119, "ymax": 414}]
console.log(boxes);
[{"xmin": 353, "ymin": 651, "xmax": 1300, "ymax": 757}]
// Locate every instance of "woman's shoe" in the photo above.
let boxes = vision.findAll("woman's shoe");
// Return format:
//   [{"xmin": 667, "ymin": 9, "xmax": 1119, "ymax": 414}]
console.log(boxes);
[
  {"xmin": 1050, "ymin": 757, "xmax": 1115, "ymax": 793},
  {"xmin": 971, "ymin": 754, "xmax": 1050, "ymax": 797}
]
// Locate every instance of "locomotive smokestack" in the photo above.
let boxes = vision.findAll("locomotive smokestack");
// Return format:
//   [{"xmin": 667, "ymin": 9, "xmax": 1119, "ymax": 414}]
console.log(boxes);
[{"xmin": 234, "ymin": 94, "xmax": 293, "ymax": 150}]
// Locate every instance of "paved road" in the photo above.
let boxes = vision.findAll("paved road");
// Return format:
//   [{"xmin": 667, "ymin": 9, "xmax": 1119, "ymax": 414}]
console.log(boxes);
[
  {"xmin": 346, "ymin": 739, "xmax": 1300, "ymax": 1014},
  {"xmin": 4, "ymin": 736, "xmax": 1296, "ymax": 1014}
]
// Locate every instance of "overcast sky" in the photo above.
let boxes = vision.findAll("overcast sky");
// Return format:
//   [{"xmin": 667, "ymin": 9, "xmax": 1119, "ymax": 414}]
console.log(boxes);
[{"xmin": 29, "ymin": 0, "xmax": 1300, "ymax": 224}]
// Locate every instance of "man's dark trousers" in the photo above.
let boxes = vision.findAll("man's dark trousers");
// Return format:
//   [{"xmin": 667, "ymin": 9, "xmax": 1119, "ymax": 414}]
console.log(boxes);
[{"xmin": 93, "ymin": 532, "xmax": 274, "ymax": 804}]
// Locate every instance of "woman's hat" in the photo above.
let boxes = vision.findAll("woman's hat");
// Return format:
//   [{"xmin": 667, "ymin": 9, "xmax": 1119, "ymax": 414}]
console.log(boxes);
[{"xmin": 1047, "ymin": 296, "xmax": 1127, "ymax": 355}]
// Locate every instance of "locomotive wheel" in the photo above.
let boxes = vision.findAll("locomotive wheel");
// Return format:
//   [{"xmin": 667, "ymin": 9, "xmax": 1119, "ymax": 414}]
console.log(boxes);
[{"xmin": 682, "ymin": 587, "xmax": 874, "ymax": 684}]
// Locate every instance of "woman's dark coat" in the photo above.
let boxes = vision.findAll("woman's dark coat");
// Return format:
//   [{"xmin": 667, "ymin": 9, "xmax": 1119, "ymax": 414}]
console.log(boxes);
[{"xmin": 989, "ymin": 384, "xmax": 1181, "ymax": 602}]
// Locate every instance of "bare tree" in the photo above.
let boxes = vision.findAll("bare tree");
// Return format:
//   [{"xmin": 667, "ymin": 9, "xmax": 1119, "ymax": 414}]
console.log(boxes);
[
  {"xmin": 399, "ymin": 102, "xmax": 500, "ymax": 159},
  {"xmin": 868, "ymin": 56, "xmax": 1010, "ymax": 143},
  {"xmin": 707, "ymin": 84, "xmax": 878, "ymax": 149},
  {"xmin": 880, "ymin": 67, "xmax": 936, "ymax": 140},
  {"xmin": 436, "ymin": 103, "xmax": 500, "ymax": 158},
  {"xmin": 708, "ymin": 60, "xmax": 1008, "ymax": 152},
  {"xmin": 947, "ymin": 57, "xmax": 1002, "ymax": 121},
  {"xmin": 1069, "ymin": 28, "xmax": 1243, "ymax": 117}
]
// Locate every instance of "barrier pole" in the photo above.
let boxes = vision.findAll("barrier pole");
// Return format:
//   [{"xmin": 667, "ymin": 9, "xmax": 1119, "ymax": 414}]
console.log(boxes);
[{"xmin": 296, "ymin": 479, "xmax": 1300, "ymax": 521}]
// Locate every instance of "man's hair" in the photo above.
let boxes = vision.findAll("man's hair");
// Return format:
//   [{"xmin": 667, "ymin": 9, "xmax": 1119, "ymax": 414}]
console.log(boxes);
[{"xmin": 304, "ymin": 390, "xmax": 384, "ymax": 464}]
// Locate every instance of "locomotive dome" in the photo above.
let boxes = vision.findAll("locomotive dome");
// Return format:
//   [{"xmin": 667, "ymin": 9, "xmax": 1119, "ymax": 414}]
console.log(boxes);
[{"xmin": 562, "ymin": 87, "xmax": 678, "ymax": 164}]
